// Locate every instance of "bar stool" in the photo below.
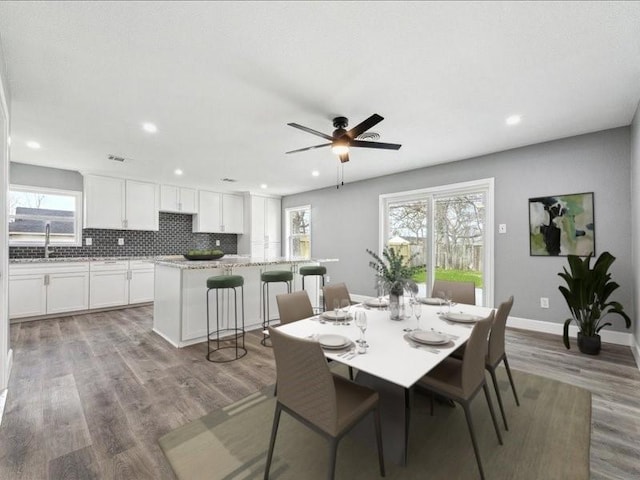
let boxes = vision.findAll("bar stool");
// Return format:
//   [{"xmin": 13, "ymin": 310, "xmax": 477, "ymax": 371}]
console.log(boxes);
[
  {"xmin": 206, "ymin": 274, "xmax": 247, "ymax": 363},
  {"xmin": 261, "ymin": 270, "xmax": 293, "ymax": 346},
  {"xmin": 299, "ymin": 265, "xmax": 327, "ymax": 312}
]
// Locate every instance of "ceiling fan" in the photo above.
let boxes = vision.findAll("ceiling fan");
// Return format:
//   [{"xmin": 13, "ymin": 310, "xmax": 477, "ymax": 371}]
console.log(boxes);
[{"xmin": 286, "ymin": 114, "xmax": 401, "ymax": 163}]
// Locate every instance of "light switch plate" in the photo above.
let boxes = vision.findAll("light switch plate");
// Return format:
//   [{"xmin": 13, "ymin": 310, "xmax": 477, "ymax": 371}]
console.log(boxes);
[
  {"xmin": 215, "ymin": 239, "xmax": 220, "ymax": 246},
  {"xmin": 118, "ymin": 238, "xmax": 124, "ymax": 246},
  {"xmin": 540, "ymin": 297, "xmax": 549, "ymax": 308},
  {"xmin": 498, "ymin": 224, "xmax": 507, "ymax": 234},
  {"xmin": 85, "ymin": 238, "xmax": 92, "ymax": 246}
]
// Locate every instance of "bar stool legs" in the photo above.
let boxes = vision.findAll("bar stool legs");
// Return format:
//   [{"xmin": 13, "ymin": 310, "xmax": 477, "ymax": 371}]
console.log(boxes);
[
  {"xmin": 261, "ymin": 279, "xmax": 291, "ymax": 347},
  {"xmin": 206, "ymin": 275, "xmax": 247, "ymax": 363},
  {"xmin": 299, "ymin": 265, "xmax": 327, "ymax": 313}
]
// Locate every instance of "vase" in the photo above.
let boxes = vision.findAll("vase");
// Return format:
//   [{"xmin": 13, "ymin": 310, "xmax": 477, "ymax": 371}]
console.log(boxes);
[
  {"xmin": 577, "ymin": 332, "xmax": 601, "ymax": 355},
  {"xmin": 389, "ymin": 292, "xmax": 403, "ymax": 320}
]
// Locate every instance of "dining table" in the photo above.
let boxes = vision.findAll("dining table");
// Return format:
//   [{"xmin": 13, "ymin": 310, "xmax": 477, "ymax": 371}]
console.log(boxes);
[{"xmin": 276, "ymin": 298, "xmax": 493, "ymax": 466}]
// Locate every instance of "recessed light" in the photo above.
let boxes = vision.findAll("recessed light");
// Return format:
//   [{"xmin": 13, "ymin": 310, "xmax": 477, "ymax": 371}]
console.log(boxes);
[
  {"xmin": 26, "ymin": 140, "xmax": 41, "ymax": 149},
  {"xmin": 174, "ymin": 169, "xmax": 183, "ymax": 176},
  {"xmin": 142, "ymin": 122, "xmax": 158, "ymax": 133},
  {"xmin": 260, "ymin": 184, "xmax": 268, "ymax": 189},
  {"xmin": 505, "ymin": 115, "xmax": 521, "ymax": 126},
  {"xmin": 312, "ymin": 170, "xmax": 320, "ymax": 177}
]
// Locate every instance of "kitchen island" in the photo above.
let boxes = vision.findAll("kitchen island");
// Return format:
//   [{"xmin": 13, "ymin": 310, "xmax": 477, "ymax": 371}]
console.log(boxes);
[{"xmin": 152, "ymin": 255, "xmax": 337, "ymax": 347}]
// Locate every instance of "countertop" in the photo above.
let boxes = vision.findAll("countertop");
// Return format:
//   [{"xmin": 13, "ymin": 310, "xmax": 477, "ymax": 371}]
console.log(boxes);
[
  {"xmin": 154, "ymin": 256, "xmax": 339, "ymax": 270},
  {"xmin": 10, "ymin": 256, "xmax": 156, "ymax": 264}
]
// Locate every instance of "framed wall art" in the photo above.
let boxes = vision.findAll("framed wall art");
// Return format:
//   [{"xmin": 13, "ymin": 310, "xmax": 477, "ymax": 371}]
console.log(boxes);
[{"xmin": 529, "ymin": 192, "xmax": 595, "ymax": 257}]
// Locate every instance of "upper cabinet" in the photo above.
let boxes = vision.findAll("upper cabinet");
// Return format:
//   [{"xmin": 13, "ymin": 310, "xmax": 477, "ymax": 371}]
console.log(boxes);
[
  {"xmin": 160, "ymin": 185, "xmax": 197, "ymax": 214},
  {"xmin": 238, "ymin": 194, "xmax": 281, "ymax": 256},
  {"xmin": 84, "ymin": 175, "xmax": 159, "ymax": 230},
  {"xmin": 193, "ymin": 190, "xmax": 244, "ymax": 234}
]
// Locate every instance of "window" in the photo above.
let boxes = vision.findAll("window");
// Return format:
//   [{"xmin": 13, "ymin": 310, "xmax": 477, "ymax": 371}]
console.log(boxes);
[
  {"xmin": 285, "ymin": 205, "xmax": 311, "ymax": 259},
  {"xmin": 9, "ymin": 185, "xmax": 82, "ymax": 246},
  {"xmin": 380, "ymin": 179, "xmax": 494, "ymax": 306}
]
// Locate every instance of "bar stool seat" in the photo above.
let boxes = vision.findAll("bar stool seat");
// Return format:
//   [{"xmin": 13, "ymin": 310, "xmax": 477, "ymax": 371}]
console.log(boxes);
[
  {"xmin": 261, "ymin": 270, "xmax": 293, "ymax": 346},
  {"xmin": 206, "ymin": 274, "xmax": 247, "ymax": 363},
  {"xmin": 299, "ymin": 265, "xmax": 327, "ymax": 312}
]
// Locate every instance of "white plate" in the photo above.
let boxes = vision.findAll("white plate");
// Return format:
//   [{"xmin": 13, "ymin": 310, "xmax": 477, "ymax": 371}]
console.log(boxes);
[
  {"xmin": 318, "ymin": 334, "xmax": 350, "ymax": 349},
  {"xmin": 365, "ymin": 298, "xmax": 389, "ymax": 308},
  {"xmin": 321, "ymin": 311, "xmax": 349, "ymax": 321},
  {"xmin": 410, "ymin": 330, "xmax": 448, "ymax": 345},
  {"xmin": 444, "ymin": 312, "xmax": 481, "ymax": 323},
  {"xmin": 418, "ymin": 297, "xmax": 444, "ymax": 305}
]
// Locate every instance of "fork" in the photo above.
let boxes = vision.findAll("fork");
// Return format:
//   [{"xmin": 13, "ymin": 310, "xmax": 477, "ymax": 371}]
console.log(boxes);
[{"xmin": 411, "ymin": 343, "xmax": 440, "ymax": 354}]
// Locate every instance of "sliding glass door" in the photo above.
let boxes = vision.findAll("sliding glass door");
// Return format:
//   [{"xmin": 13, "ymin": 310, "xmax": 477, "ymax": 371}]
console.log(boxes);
[{"xmin": 380, "ymin": 179, "xmax": 493, "ymax": 306}]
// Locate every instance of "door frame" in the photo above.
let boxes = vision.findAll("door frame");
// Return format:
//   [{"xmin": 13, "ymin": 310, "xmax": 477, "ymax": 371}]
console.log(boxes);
[
  {"xmin": 379, "ymin": 178, "xmax": 495, "ymax": 307},
  {"xmin": 0, "ymin": 61, "xmax": 11, "ymax": 393}
]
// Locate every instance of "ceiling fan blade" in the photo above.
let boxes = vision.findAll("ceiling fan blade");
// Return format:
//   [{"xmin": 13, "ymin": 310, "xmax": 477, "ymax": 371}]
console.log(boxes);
[
  {"xmin": 349, "ymin": 139, "xmax": 402, "ymax": 150},
  {"xmin": 287, "ymin": 123, "xmax": 334, "ymax": 141},
  {"xmin": 346, "ymin": 113, "xmax": 384, "ymax": 139},
  {"xmin": 285, "ymin": 143, "xmax": 331, "ymax": 154},
  {"xmin": 339, "ymin": 152, "xmax": 350, "ymax": 163}
]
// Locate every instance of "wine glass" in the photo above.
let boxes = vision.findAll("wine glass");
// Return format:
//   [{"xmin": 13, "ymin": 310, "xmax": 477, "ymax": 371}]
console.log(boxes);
[
  {"xmin": 333, "ymin": 299, "xmax": 341, "ymax": 325},
  {"xmin": 436, "ymin": 290, "xmax": 446, "ymax": 315},
  {"xmin": 340, "ymin": 298, "xmax": 351, "ymax": 325},
  {"xmin": 403, "ymin": 299, "xmax": 416, "ymax": 332},
  {"xmin": 354, "ymin": 310, "xmax": 368, "ymax": 352},
  {"xmin": 445, "ymin": 290, "xmax": 453, "ymax": 314},
  {"xmin": 413, "ymin": 302, "xmax": 422, "ymax": 331}
]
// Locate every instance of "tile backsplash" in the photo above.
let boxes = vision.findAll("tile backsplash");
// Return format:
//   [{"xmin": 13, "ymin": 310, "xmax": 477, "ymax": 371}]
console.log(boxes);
[{"xmin": 9, "ymin": 212, "xmax": 238, "ymax": 259}]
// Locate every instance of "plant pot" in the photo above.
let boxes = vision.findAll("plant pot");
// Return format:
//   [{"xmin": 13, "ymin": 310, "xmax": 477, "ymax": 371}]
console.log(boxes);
[{"xmin": 577, "ymin": 332, "xmax": 601, "ymax": 355}]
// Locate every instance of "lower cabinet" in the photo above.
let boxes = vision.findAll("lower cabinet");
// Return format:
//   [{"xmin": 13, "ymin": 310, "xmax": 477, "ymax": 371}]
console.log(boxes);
[
  {"xmin": 90, "ymin": 260, "xmax": 155, "ymax": 309},
  {"xmin": 9, "ymin": 263, "xmax": 90, "ymax": 319},
  {"xmin": 9, "ymin": 259, "xmax": 154, "ymax": 320}
]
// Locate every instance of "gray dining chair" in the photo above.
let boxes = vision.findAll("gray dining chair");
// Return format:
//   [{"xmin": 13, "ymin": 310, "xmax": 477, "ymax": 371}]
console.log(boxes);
[
  {"xmin": 417, "ymin": 311, "xmax": 502, "ymax": 480},
  {"xmin": 432, "ymin": 279, "xmax": 476, "ymax": 305},
  {"xmin": 452, "ymin": 296, "xmax": 519, "ymax": 431},
  {"xmin": 276, "ymin": 290, "xmax": 314, "ymax": 325},
  {"xmin": 265, "ymin": 327, "xmax": 385, "ymax": 480},
  {"xmin": 322, "ymin": 282, "xmax": 354, "ymax": 312}
]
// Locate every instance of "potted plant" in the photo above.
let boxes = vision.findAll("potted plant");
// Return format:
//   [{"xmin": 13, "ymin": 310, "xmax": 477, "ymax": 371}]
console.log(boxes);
[
  {"xmin": 367, "ymin": 247, "xmax": 424, "ymax": 320},
  {"xmin": 558, "ymin": 251, "xmax": 631, "ymax": 355}
]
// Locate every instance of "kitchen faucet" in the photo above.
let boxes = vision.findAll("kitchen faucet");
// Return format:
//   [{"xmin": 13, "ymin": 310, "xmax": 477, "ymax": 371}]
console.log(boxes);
[{"xmin": 44, "ymin": 221, "xmax": 51, "ymax": 259}]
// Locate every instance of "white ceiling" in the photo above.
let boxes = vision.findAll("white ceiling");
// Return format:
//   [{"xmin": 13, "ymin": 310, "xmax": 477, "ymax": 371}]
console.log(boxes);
[{"xmin": 0, "ymin": 1, "xmax": 639, "ymax": 196}]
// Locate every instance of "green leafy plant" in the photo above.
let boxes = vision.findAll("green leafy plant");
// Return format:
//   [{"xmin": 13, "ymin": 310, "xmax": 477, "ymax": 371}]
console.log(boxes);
[
  {"xmin": 558, "ymin": 251, "xmax": 631, "ymax": 349},
  {"xmin": 366, "ymin": 247, "xmax": 424, "ymax": 296}
]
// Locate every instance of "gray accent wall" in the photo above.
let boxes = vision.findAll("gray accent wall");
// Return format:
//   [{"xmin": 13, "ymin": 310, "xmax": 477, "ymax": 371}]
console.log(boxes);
[
  {"xmin": 283, "ymin": 127, "xmax": 633, "ymax": 330},
  {"xmin": 10, "ymin": 162, "xmax": 83, "ymax": 191},
  {"xmin": 631, "ymin": 102, "xmax": 640, "ymax": 348}
]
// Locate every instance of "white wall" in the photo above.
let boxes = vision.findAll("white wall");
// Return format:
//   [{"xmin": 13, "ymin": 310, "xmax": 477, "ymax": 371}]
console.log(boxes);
[
  {"xmin": 283, "ymin": 127, "xmax": 633, "ymax": 332},
  {"xmin": 630, "ymin": 101, "xmax": 640, "ymax": 365},
  {"xmin": 0, "ymin": 33, "xmax": 11, "ymax": 392}
]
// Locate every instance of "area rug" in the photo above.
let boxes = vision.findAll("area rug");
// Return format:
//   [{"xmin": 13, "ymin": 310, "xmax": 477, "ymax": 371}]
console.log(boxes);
[{"xmin": 159, "ymin": 368, "xmax": 590, "ymax": 479}]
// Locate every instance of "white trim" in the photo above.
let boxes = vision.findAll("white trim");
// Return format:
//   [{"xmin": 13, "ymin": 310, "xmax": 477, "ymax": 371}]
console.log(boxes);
[
  {"xmin": 631, "ymin": 336, "xmax": 640, "ymax": 371},
  {"xmin": 378, "ymin": 177, "xmax": 494, "ymax": 307},
  {"xmin": 0, "ymin": 389, "xmax": 7, "ymax": 426},
  {"xmin": 284, "ymin": 204, "xmax": 311, "ymax": 259}
]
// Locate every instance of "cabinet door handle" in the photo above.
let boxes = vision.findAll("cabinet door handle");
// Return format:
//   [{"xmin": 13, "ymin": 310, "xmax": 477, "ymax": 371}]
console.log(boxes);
[
  {"xmin": 44, "ymin": 274, "xmax": 50, "ymax": 286},
  {"xmin": 178, "ymin": 202, "xmax": 182, "ymax": 211},
  {"xmin": 221, "ymin": 225, "xmax": 225, "ymax": 232}
]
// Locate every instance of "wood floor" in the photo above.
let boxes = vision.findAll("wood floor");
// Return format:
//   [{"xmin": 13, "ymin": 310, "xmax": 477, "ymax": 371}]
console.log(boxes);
[{"xmin": 0, "ymin": 305, "xmax": 638, "ymax": 479}]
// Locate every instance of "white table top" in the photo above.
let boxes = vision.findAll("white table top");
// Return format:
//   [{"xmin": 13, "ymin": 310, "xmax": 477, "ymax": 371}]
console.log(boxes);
[{"xmin": 277, "ymin": 302, "xmax": 493, "ymax": 389}]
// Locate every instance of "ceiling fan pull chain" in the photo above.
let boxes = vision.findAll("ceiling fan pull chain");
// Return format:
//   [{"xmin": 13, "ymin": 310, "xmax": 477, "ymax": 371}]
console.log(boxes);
[{"xmin": 341, "ymin": 163, "xmax": 345, "ymax": 186}]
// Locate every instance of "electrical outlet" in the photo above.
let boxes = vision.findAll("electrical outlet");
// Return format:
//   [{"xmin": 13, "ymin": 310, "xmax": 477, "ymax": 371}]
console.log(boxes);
[
  {"xmin": 325, "ymin": 275, "xmax": 330, "ymax": 283},
  {"xmin": 498, "ymin": 224, "xmax": 507, "ymax": 234},
  {"xmin": 215, "ymin": 239, "xmax": 220, "ymax": 246},
  {"xmin": 118, "ymin": 238, "xmax": 125, "ymax": 246},
  {"xmin": 85, "ymin": 238, "xmax": 92, "ymax": 246},
  {"xmin": 540, "ymin": 297, "xmax": 549, "ymax": 308}
]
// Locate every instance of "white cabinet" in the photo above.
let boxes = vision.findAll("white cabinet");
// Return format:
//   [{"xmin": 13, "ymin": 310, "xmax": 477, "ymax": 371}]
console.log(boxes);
[
  {"xmin": 160, "ymin": 185, "xmax": 197, "ymax": 214},
  {"xmin": 90, "ymin": 260, "xmax": 155, "ymax": 308},
  {"xmin": 9, "ymin": 263, "xmax": 90, "ymax": 319},
  {"xmin": 84, "ymin": 175, "xmax": 159, "ymax": 230},
  {"xmin": 89, "ymin": 261, "xmax": 129, "ymax": 309},
  {"xmin": 193, "ymin": 190, "xmax": 244, "ymax": 233},
  {"xmin": 239, "ymin": 194, "xmax": 281, "ymax": 258},
  {"xmin": 129, "ymin": 260, "xmax": 155, "ymax": 304}
]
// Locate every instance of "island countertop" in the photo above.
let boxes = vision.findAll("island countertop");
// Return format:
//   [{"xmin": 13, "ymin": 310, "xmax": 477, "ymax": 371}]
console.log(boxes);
[{"xmin": 154, "ymin": 255, "xmax": 338, "ymax": 270}]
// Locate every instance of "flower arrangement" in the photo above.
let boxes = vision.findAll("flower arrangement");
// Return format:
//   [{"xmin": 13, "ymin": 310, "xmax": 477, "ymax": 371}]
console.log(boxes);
[{"xmin": 366, "ymin": 247, "xmax": 424, "ymax": 296}]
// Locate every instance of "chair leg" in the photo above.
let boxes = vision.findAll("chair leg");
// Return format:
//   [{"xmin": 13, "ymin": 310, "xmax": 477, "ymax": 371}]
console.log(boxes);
[
  {"xmin": 374, "ymin": 407, "xmax": 386, "ymax": 477},
  {"xmin": 482, "ymin": 383, "xmax": 503, "ymax": 445},
  {"xmin": 348, "ymin": 366, "xmax": 354, "ymax": 381},
  {"xmin": 488, "ymin": 367, "xmax": 509, "ymax": 431},
  {"xmin": 503, "ymin": 356, "xmax": 520, "ymax": 406},
  {"xmin": 328, "ymin": 437, "xmax": 338, "ymax": 480},
  {"xmin": 461, "ymin": 401, "xmax": 485, "ymax": 480},
  {"xmin": 264, "ymin": 403, "xmax": 282, "ymax": 480}
]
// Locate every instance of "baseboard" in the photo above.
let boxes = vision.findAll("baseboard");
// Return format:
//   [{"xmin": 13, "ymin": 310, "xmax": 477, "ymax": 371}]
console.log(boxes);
[
  {"xmin": 0, "ymin": 348, "xmax": 12, "ymax": 426},
  {"xmin": 632, "ymin": 336, "xmax": 640, "ymax": 372},
  {"xmin": 10, "ymin": 302, "xmax": 153, "ymax": 324},
  {"xmin": 153, "ymin": 324, "xmax": 265, "ymax": 349}
]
